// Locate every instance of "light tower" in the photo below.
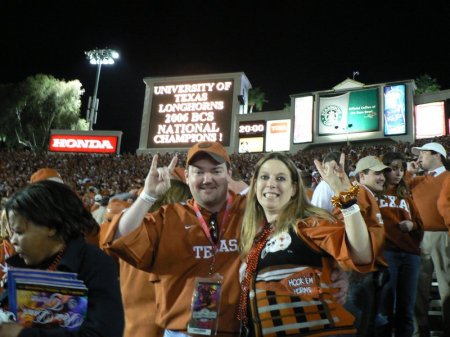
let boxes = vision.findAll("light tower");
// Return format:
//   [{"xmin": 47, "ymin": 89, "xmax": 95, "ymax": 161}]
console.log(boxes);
[{"xmin": 85, "ymin": 48, "xmax": 119, "ymax": 130}]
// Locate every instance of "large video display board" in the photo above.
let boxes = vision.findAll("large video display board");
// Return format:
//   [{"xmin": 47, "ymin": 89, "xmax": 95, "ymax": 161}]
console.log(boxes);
[
  {"xmin": 318, "ymin": 88, "xmax": 379, "ymax": 135},
  {"xmin": 415, "ymin": 101, "xmax": 446, "ymax": 139},
  {"xmin": 147, "ymin": 80, "xmax": 234, "ymax": 148},
  {"xmin": 265, "ymin": 119, "xmax": 291, "ymax": 152},
  {"xmin": 384, "ymin": 84, "xmax": 406, "ymax": 135},
  {"xmin": 293, "ymin": 95, "xmax": 313, "ymax": 143},
  {"xmin": 238, "ymin": 120, "xmax": 265, "ymax": 153}
]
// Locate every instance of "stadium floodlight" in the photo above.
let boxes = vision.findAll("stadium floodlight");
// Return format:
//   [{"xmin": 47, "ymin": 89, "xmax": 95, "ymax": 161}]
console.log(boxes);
[{"xmin": 85, "ymin": 48, "xmax": 119, "ymax": 130}]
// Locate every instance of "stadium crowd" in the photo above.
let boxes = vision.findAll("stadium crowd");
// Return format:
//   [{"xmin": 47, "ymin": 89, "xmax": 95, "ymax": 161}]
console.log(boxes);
[
  {"xmin": 1, "ymin": 136, "xmax": 449, "ymax": 206},
  {"xmin": 0, "ymin": 135, "xmax": 449, "ymax": 337}
]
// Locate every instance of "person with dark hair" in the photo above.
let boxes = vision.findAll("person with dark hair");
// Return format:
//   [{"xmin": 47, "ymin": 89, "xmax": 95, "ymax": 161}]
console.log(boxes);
[
  {"xmin": 375, "ymin": 152, "xmax": 424, "ymax": 337},
  {"xmin": 407, "ymin": 142, "xmax": 450, "ymax": 337},
  {"xmin": 91, "ymin": 196, "xmax": 109, "ymax": 225},
  {"xmin": 227, "ymin": 166, "xmax": 250, "ymax": 195},
  {"xmin": 27, "ymin": 166, "xmax": 100, "ymax": 246},
  {"xmin": 238, "ymin": 152, "xmax": 383, "ymax": 336},
  {"xmin": 1, "ymin": 180, "xmax": 124, "ymax": 337},
  {"xmin": 299, "ymin": 170, "xmax": 314, "ymax": 200},
  {"xmin": 311, "ymin": 152, "xmax": 342, "ymax": 212}
]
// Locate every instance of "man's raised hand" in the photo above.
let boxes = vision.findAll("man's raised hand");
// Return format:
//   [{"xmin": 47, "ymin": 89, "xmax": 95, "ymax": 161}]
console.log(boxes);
[{"xmin": 144, "ymin": 154, "xmax": 178, "ymax": 198}]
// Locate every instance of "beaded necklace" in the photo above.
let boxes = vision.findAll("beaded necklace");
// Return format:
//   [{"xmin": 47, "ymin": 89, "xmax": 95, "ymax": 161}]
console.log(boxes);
[
  {"xmin": 237, "ymin": 222, "xmax": 273, "ymax": 326},
  {"xmin": 46, "ymin": 248, "xmax": 65, "ymax": 271}
]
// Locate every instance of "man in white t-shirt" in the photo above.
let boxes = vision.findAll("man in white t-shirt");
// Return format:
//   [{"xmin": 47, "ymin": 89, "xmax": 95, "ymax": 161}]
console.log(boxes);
[{"xmin": 311, "ymin": 152, "xmax": 341, "ymax": 212}]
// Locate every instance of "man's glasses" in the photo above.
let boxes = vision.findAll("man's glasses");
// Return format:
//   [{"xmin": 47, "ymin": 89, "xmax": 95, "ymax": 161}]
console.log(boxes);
[{"xmin": 209, "ymin": 213, "xmax": 218, "ymax": 244}]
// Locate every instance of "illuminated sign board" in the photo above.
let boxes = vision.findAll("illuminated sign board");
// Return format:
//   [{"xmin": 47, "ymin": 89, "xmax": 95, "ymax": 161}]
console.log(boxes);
[
  {"xmin": 238, "ymin": 137, "xmax": 264, "ymax": 153},
  {"xmin": 293, "ymin": 95, "xmax": 313, "ymax": 143},
  {"xmin": 49, "ymin": 134, "xmax": 119, "ymax": 154},
  {"xmin": 147, "ymin": 80, "xmax": 234, "ymax": 148},
  {"xmin": 415, "ymin": 101, "xmax": 446, "ymax": 139},
  {"xmin": 238, "ymin": 120, "xmax": 265, "ymax": 153},
  {"xmin": 384, "ymin": 84, "xmax": 406, "ymax": 135},
  {"xmin": 318, "ymin": 88, "xmax": 379, "ymax": 135},
  {"xmin": 238, "ymin": 120, "xmax": 265, "ymax": 137},
  {"xmin": 265, "ymin": 119, "xmax": 291, "ymax": 152}
]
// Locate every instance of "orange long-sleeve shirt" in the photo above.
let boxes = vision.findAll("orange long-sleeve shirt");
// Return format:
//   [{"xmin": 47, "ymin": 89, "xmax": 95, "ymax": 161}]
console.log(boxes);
[
  {"xmin": 102, "ymin": 193, "xmax": 246, "ymax": 337},
  {"xmin": 408, "ymin": 171, "xmax": 450, "ymax": 233},
  {"xmin": 377, "ymin": 187, "xmax": 423, "ymax": 255}
]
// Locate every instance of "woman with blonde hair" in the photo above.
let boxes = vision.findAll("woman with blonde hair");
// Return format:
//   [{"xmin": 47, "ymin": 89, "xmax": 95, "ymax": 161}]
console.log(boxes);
[{"xmin": 238, "ymin": 152, "xmax": 384, "ymax": 337}]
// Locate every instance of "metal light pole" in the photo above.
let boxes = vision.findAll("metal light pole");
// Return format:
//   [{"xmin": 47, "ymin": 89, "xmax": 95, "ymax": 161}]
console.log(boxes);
[{"xmin": 85, "ymin": 48, "xmax": 119, "ymax": 130}]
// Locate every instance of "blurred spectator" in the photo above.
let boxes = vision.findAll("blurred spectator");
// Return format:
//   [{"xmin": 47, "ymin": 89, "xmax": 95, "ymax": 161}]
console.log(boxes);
[
  {"xmin": 376, "ymin": 152, "xmax": 424, "ymax": 337},
  {"xmin": 29, "ymin": 167, "xmax": 64, "ymax": 184},
  {"xmin": 311, "ymin": 152, "xmax": 341, "ymax": 212},
  {"xmin": 92, "ymin": 196, "xmax": 109, "ymax": 225},
  {"xmin": 407, "ymin": 142, "xmax": 450, "ymax": 337},
  {"xmin": 344, "ymin": 155, "xmax": 391, "ymax": 337},
  {"xmin": 100, "ymin": 178, "xmax": 192, "ymax": 337},
  {"xmin": 299, "ymin": 170, "xmax": 314, "ymax": 200}
]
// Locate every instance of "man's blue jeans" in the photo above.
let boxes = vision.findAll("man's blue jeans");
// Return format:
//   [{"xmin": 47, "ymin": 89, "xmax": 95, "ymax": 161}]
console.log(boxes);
[
  {"xmin": 376, "ymin": 250, "xmax": 420, "ymax": 337},
  {"xmin": 344, "ymin": 271, "xmax": 376, "ymax": 337}
]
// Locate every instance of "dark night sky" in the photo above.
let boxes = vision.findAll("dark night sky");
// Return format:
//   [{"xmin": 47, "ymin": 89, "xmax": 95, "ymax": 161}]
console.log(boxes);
[{"xmin": 1, "ymin": 1, "xmax": 450, "ymax": 153}]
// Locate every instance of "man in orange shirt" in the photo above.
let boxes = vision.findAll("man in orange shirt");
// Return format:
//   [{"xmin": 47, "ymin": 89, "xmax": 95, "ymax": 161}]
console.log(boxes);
[
  {"xmin": 344, "ymin": 155, "xmax": 390, "ymax": 337},
  {"xmin": 408, "ymin": 142, "xmax": 450, "ymax": 337}
]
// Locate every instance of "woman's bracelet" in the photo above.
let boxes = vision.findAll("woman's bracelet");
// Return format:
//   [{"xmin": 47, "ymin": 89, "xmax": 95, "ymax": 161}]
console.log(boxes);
[
  {"xmin": 139, "ymin": 191, "xmax": 158, "ymax": 203},
  {"xmin": 331, "ymin": 185, "xmax": 360, "ymax": 209},
  {"xmin": 341, "ymin": 204, "xmax": 361, "ymax": 218},
  {"xmin": 341, "ymin": 199, "xmax": 357, "ymax": 209}
]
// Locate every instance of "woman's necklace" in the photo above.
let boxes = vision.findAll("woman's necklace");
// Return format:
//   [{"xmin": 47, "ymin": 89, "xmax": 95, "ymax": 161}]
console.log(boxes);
[
  {"xmin": 237, "ymin": 222, "xmax": 273, "ymax": 326},
  {"xmin": 47, "ymin": 248, "xmax": 65, "ymax": 271}
]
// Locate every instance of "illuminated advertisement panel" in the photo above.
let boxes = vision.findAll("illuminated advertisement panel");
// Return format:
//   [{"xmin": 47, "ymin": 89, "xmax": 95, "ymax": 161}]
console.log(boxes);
[
  {"xmin": 384, "ymin": 84, "xmax": 406, "ymax": 135},
  {"xmin": 318, "ymin": 88, "xmax": 379, "ymax": 135},
  {"xmin": 293, "ymin": 95, "xmax": 313, "ymax": 143},
  {"xmin": 49, "ymin": 134, "xmax": 118, "ymax": 154},
  {"xmin": 265, "ymin": 119, "xmax": 291, "ymax": 152},
  {"xmin": 238, "ymin": 120, "xmax": 265, "ymax": 153},
  {"xmin": 238, "ymin": 137, "xmax": 264, "ymax": 153},
  {"xmin": 147, "ymin": 80, "xmax": 234, "ymax": 148},
  {"xmin": 415, "ymin": 102, "xmax": 446, "ymax": 139}
]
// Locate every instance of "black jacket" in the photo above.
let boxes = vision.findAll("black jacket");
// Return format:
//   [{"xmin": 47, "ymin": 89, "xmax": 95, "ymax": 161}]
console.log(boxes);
[{"xmin": 6, "ymin": 237, "xmax": 124, "ymax": 337}]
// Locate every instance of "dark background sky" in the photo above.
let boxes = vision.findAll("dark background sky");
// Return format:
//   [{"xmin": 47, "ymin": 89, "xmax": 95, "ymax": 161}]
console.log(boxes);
[{"xmin": 1, "ymin": 1, "xmax": 449, "ymax": 153}]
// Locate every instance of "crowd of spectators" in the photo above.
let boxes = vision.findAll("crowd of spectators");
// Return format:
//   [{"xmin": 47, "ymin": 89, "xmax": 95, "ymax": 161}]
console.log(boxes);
[{"xmin": 1, "ymin": 136, "xmax": 449, "ymax": 209}]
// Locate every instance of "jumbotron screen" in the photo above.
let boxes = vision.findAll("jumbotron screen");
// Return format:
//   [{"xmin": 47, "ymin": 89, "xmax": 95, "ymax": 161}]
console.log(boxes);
[
  {"xmin": 293, "ymin": 95, "xmax": 313, "ymax": 144},
  {"xmin": 384, "ymin": 84, "xmax": 406, "ymax": 136},
  {"xmin": 238, "ymin": 120, "xmax": 266, "ymax": 153},
  {"xmin": 265, "ymin": 119, "xmax": 291, "ymax": 152},
  {"xmin": 146, "ymin": 80, "xmax": 234, "ymax": 148},
  {"xmin": 318, "ymin": 87, "xmax": 379, "ymax": 135},
  {"xmin": 415, "ymin": 101, "xmax": 446, "ymax": 139}
]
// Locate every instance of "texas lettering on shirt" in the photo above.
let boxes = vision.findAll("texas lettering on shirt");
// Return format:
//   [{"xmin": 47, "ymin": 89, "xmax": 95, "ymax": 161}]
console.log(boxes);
[
  {"xmin": 377, "ymin": 195, "xmax": 411, "ymax": 214},
  {"xmin": 193, "ymin": 239, "xmax": 238, "ymax": 259}
]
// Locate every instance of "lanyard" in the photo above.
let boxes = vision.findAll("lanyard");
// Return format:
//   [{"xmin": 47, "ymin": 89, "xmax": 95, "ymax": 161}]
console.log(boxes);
[{"xmin": 193, "ymin": 194, "xmax": 233, "ymax": 274}]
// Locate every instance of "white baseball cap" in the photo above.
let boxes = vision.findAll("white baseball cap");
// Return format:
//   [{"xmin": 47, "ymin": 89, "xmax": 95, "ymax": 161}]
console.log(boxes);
[
  {"xmin": 412, "ymin": 142, "xmax": 447, "ymax": 158},
  {"xmin": 354, "ymin": 156, "xmax": 391, "ymax": 174}
]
